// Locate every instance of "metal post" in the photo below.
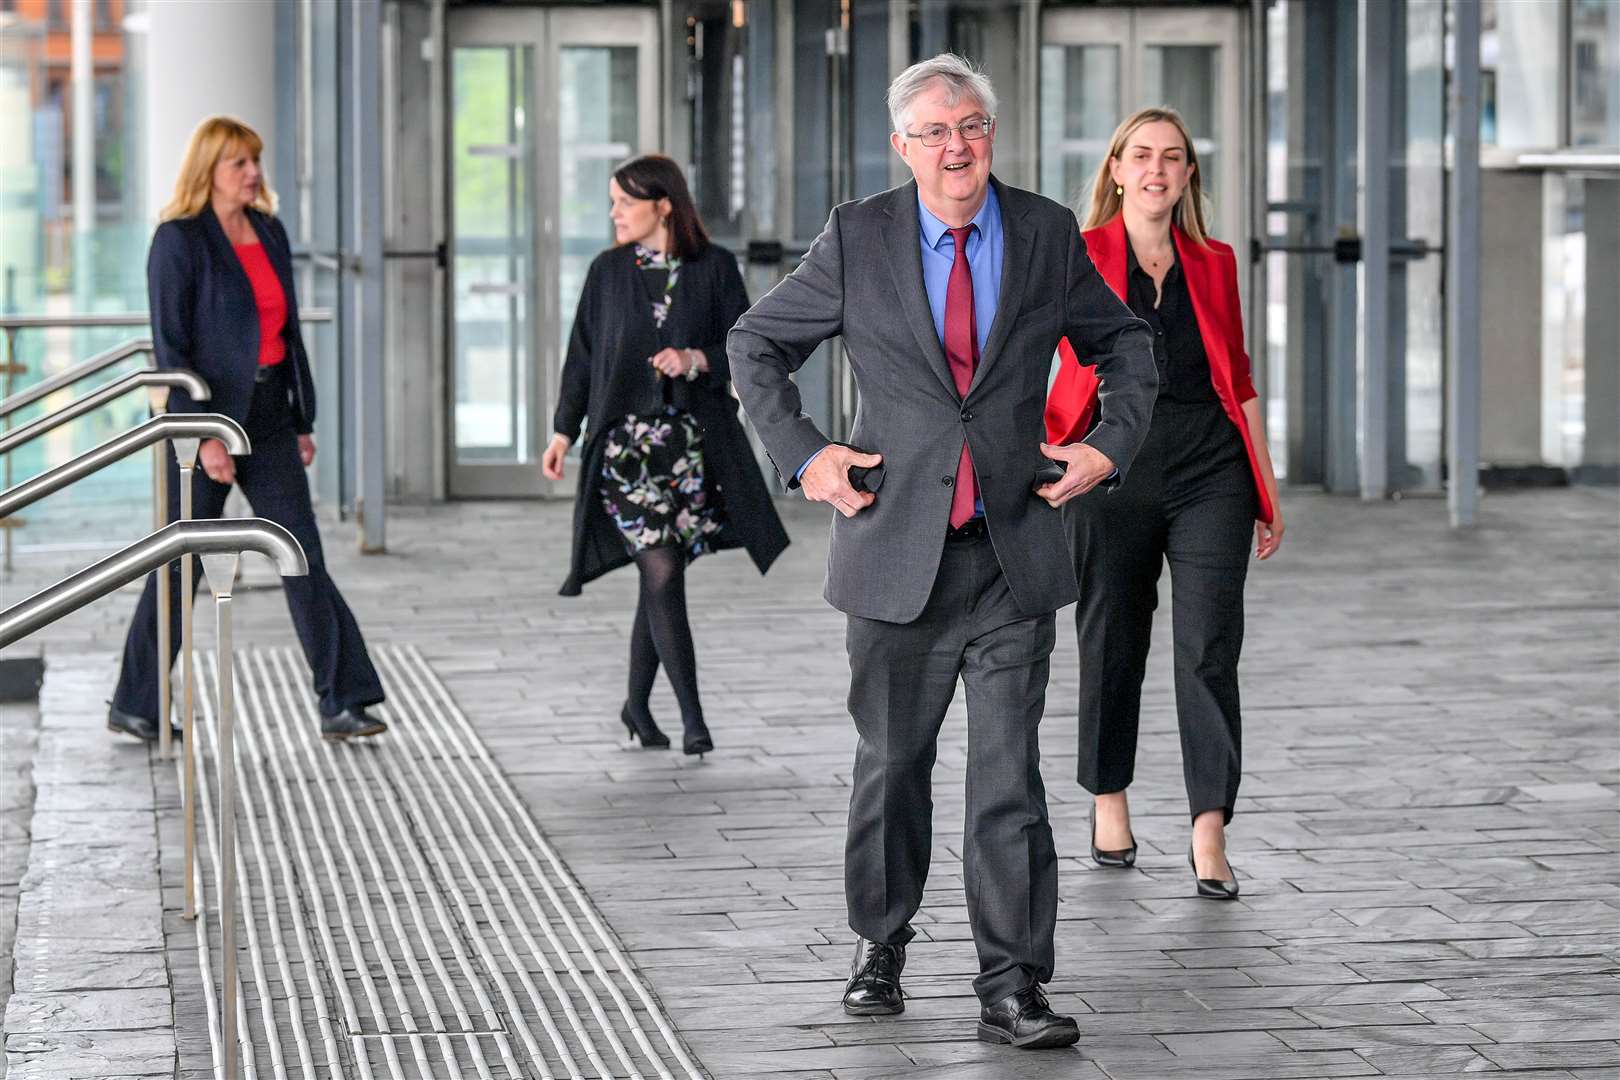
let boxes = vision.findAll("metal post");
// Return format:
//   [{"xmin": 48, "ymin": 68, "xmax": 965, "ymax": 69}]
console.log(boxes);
[
  {"xmin": 354, "ymin": 0, "xmax": 388, "ymax": 553},
  {"xmin": 1358, "ymin": 0, "xmax": 1391, "ymax": 501},
  {"xmin": 2, "ymin": 327, "xmax": 20, "ymax": 572},
  {"xmin": 1448, "ymin": 0, "xmax": 1482, "ymax": 526},
  {"xmin": 200, "ymin": 551, "xmax": 242, "ymax": 1080},
  {"xmin": 152, "ymin": 391, "xmax": 173, "ymax": 759},
  {"xmin": 174, "ymin": 437, "xmax": 201, "ymax": 919}
]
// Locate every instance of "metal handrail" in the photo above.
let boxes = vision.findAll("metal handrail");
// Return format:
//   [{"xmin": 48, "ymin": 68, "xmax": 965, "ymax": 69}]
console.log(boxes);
[
  {"xmin": 0, "ymin": 338, "xmax": 154, "ymax": 418},
  {"xmin": 0, "ymin": 414, "xmax": 249, "ymax": 519},
  {"xmin": 0, "ymin": 369, "xmax": 211, "ymax": 456},
  {"xmin": 0, "ymin": 517, "xmax": 307, "ymax": 646},
  {"xmin": 0, "ymin": 308, "xmax": 335, "ymax": 332}
]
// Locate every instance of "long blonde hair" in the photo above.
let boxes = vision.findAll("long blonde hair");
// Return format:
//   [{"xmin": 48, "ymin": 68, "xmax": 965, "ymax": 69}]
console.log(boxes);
[
  {"xmin": 1083, "ymin": 107, "xmax": 1208, "ymax": 245},
  {"xmin": 160, "ymin": 116, "xmax": 277, "ymax": 222}
]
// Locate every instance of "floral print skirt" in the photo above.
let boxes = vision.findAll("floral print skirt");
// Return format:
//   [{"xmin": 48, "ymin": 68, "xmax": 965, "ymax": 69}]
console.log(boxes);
[{"xmin": 599, "ymin": 407, "xmax": 723, "ymax": 557}]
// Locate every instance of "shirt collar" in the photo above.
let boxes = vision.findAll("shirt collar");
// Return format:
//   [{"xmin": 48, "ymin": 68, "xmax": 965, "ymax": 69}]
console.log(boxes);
[{"xmin": 918, "ymin": 184, "xmax": 1000, "ymax": 251}]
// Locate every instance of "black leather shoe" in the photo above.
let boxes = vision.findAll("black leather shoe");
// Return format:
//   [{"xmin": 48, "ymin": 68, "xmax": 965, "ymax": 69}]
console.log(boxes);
[
  {"xmin": 107, "ymin": 705, "xmax": 181, "ymax": 743},
  {"xmin": 620, "ymin": 703, "xmax": 671, "ymax": 749},
  {"xmin": 1089, "ymin": 805, "xmax": 1137, "ymax": 868},
  {"xmin": 1189, "ymin": 845, "xmax": 1240, "ymax": 900},
  {"xmin": 321, "ymin": 707, "xmax": 387, "ymax": 742},
  {"xmin": 682, "ymin": 718, "xmax": 713, "ymax": 758},
  {"xmin": 977, "ymin": 985, "xmax": 1080, "ymax": 1049},
  {"xmin": 842, "ymin": 938, "xmax": 905, "ymax": 1016}
]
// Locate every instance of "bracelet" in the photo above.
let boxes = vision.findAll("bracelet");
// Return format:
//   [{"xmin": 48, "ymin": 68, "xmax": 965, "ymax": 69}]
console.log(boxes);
[{"xmin": 683, "ymin": 349, "xmax": 702, "ymax": 381}]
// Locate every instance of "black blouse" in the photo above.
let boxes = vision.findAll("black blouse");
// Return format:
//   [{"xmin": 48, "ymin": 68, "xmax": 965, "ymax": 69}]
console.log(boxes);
[{"xmin": 1125, "ymin": 241, "xmax": 1219, "ymax": 406}]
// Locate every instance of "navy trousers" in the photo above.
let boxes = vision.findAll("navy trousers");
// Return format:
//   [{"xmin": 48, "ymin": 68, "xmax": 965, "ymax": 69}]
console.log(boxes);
[{"xmin": 111, "ymin": 374, "xmax": 384, "ymax": 721}]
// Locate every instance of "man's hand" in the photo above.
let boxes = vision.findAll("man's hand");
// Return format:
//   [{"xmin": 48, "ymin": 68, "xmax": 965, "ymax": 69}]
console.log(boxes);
[
  {"xmin": 801, "ymin": 444, "xmax": 882, "ymax": 518},
  {"xmin": 1034, "ymin": 442, "xmax": 1116, "ymax": 508},
  {"xmin": 199, "ymin": 438, "xmax": 236, "ymax": 486},
  {"xmin": 298, "ymin": 434, "xmax": 316, "ymax": 467}
]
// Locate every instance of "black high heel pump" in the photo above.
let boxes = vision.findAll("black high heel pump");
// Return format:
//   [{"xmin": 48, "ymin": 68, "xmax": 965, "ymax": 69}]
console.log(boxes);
[
  {"xmin": 682, "ymin": 717, "xmax": 713, "ymax": 758},
  {"xmin": 620, "ymin": 703, "xmax": 671, "ymax": 749},
  {"xmin": 1089, "ymin": 805, "xmax": 1138, "ymax": 869},
  {"xmin": 1188, "ymin": 845, "xmax": 1239, "ymax": 900}
]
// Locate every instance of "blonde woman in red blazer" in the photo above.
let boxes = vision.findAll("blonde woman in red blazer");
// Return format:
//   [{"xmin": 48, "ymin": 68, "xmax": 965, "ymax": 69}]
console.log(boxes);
[{"xmin": 1046, "ymin": 107, "xmax": 1282, "ymax": 899}]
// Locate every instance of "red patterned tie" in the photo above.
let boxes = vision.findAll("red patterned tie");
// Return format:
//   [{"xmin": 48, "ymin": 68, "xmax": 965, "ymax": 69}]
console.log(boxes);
[{"xmin": 943, "ymin": 225, "xmax": 980, "ymax": 529}]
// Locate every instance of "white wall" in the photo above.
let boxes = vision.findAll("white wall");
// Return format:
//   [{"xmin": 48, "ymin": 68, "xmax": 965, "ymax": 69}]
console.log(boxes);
[{"xmin": 143, "ymin": 0, "xmax": 279, "ymax": 224}]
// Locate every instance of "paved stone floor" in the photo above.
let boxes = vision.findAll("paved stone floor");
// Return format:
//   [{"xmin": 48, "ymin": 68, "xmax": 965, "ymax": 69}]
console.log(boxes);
[{"xmin": 3, "ymin": 485, "xmax": 1618, "ymax": 1078}]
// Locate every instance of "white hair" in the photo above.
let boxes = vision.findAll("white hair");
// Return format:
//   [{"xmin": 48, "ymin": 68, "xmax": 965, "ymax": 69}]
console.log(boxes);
[{"xmin": 886, "ymin": 53, "xmax": 998, "ymax": 135}]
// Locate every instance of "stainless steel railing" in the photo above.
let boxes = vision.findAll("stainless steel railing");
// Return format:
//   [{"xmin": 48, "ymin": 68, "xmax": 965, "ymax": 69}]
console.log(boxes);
[
  {"xmin": 0, "ymin": 369, "xmax": 210, "ymax": 455},
  {"xmin": 0, "ymin": 413, "xmax": 249, "ymax": 519},
  {"xmin": 0, "ymin": 309, "xmax": 332, "ymax": 570},
  {"xmin": 0, "ymin": 337, "xmax": 155, "ymax": 418},
  {"xmin": 0, "ymin": 516, "xmax": 308, "ymax": 1080}
]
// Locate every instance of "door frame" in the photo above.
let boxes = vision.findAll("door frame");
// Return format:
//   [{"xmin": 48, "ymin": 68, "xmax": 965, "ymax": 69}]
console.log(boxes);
[
  {"xmin": 1039, "ymin": 5, "xmax": 1249, "ymax": 317},
  {"xmin": 443, "ymin": 5, "xmax": 661, "ymax": 498}
]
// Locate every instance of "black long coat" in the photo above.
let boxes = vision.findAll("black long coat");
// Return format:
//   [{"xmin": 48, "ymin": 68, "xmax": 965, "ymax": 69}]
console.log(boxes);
[{"xmin": 553, "ymin": 242, "xmax": 789, "ymax": 595}]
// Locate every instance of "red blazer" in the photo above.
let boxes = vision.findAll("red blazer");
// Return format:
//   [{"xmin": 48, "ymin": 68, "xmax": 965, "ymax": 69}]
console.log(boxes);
[{"xmin": 1046, "ymin": 215, "xmax": 1275, "ymax": 524}]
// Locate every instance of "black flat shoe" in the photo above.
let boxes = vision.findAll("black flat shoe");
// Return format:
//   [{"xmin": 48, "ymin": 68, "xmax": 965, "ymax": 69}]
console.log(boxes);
[
  {"xmin": 682, "ymin": 718, "xmax": 713, "ymax": 758},
  {"xmin": 842, "ymin": 938, "xmax": 905, "ymax": 1016},
  {"xmin": 107, "ymin": 705, "xmax": 181, "ymax": 744},
  {"xmin": 619, "ymin": 703, "xmax": 671, "ymax": 749},
  {"xmin": 1188, "ymin": 845, "xmax": 1239, "ymax": 900},
  {"xmin": 1089, "ymin": 805, "xmax": 1137, "ymax": 868},
  {"xmin": 321, "ymin": 707, "xmax": 387, "ymax": 742},
  {"xmin": 977, "ymin": 985, "xmax": 1079, "ymax": 1049}
]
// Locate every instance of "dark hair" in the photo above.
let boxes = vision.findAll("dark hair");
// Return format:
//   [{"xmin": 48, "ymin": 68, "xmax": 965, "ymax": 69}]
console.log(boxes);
[{"xmin": 612, "ymin": 154, "xmax": 709, "ymax": 259}]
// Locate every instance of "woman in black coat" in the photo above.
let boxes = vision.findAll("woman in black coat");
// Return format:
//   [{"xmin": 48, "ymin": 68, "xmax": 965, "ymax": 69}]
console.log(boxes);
[
  {"xmin": 107, "ymin": 115, "xmax": 386, "ymax": 744},
  {"xmin": 542, "ymin": 155, "xmax": 788, "ymax": 756}
]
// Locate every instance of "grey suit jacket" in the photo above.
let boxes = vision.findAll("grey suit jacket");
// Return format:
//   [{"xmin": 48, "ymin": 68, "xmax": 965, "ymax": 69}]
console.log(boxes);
[{"xmin": 728, "ymin": 178, "xmax": 1156, "ymax": 624}]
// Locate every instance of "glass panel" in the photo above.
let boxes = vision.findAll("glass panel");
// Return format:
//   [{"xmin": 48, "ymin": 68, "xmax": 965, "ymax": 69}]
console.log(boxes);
[
  {"xmin": 1039, "ymin": 44, "xmax": 1120, "ymax": 211},
  {"xmin": 452, "ymin": 45, "xmax": 532, "ymax": 464},
  {"xmin": 1, "ymin": 0, "xmax": 152, "ymax": 546},
  {"xmin": 1481, "ymin": 0, "xmax": 1561, "ymax": 149},
  {"xmin": 1572, "ymin": 0, "xmax": 1620, "ymax": 147},
  {"xmin": 908, "ymin": 2, "xmax": 1028, "ymax": 187},
  {"xmin": 1395, "ymin": 0, "xmax": 1445, "ymax": 490},
  {"xmin": 557, "ymin": 45, "xmax": 638, "ymax": 401},
  {"xmin": 1142, "ymin": 44, "xmax": 1221, "ymax": 230}
]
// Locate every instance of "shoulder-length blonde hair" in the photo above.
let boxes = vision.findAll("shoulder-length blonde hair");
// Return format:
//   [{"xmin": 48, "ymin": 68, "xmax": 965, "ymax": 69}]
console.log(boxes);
[
  {"xmin": 160, "ymin": 116, "xmax": 277, "ymax": 222},
  {"xmin": 1083, "ymin": 107, "xmax": 1208, "ymax": 245}
]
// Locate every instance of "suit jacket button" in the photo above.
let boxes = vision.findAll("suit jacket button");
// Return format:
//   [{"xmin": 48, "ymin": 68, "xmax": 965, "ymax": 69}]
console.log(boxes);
[
  {"xmin": 942, "ymin": 475, "xmax": 954, "ymax": 487},
  {"xmin": 960, "ymin": 409, "xmax": 974, "ymax": 422}
]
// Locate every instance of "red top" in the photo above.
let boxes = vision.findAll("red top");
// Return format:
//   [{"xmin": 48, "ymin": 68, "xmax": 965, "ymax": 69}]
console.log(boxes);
[
  {"xmin": 1046, "ymin": 215, "xmax": 1274, "ymax": 524},
  {"xmin": 233, "ymin": 242, "xmax": 287, "ymax": 367}
]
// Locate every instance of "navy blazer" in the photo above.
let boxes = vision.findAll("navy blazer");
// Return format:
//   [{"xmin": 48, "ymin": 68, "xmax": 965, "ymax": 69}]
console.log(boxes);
[{"xmin": 147, "ymin": 205, "xmax": 317, "ymax": 434}]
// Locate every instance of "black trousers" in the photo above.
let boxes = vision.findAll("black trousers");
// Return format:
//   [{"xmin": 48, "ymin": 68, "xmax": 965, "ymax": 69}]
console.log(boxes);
[
  {"xmin": 1065, "ymin": 400, "xmax": 1256, "ymax": 822},
  {"xmin": 112, "ymin": 373, "xmax": 384, "ymax": 721},
  {"xmin": 844, "ymin": 532, "xmax": 1058, "ymax": 1006}
]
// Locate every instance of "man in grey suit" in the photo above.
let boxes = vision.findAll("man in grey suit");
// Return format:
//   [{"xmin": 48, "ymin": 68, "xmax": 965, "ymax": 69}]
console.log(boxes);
[{"xmin": 728, "ymin": 54, "xmax": 1156, "ymax": 1048}]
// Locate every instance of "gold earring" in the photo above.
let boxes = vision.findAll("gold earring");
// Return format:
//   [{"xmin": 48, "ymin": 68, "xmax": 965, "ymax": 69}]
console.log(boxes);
[{"xmin": 1115, "ymin": 185, "xmax": 1124, "ymax": 196}]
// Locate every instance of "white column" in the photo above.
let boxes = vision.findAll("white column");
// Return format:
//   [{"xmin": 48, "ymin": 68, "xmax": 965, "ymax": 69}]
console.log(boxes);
[{"xmin": 143, "ymin": 1, "xmax": 279, "ymax": 223}]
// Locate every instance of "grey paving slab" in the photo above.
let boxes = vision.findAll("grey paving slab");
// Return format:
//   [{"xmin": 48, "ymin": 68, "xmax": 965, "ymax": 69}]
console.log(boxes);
[{"xmin": 4, "ymin": 487, "xmax": 1617, "ymax": 1079}]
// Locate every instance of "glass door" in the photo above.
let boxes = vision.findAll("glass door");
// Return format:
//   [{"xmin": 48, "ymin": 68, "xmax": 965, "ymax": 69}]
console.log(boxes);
[
  {"xmin": 446, "ymin": 7, "xmax": 659, "ymax": 497},
  {"xmin": 1040, "ymin": 6, "xmax": 1246, "ymax": 251}
]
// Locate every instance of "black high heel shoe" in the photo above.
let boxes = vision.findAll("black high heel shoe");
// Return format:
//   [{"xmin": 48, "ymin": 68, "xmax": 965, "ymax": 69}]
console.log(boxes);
[
  {"xmin": 682, "ymin": 717, "xmax": 713, "ymax": 758},
  {"xmin": 1089, "ymin": 805, "xmax": 1137, "ymax": 868},
  {"xmin": 619, "ymin": 703, "xmax": 670, "ymax": 749},
  {"xmin": 1188, "ymin": 845, "xmax": 1239, "ymax": 900}
]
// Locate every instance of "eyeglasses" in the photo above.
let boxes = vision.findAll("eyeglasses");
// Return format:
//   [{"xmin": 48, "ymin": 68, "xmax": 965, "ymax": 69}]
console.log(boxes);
[{"xmin": 903, "ymin": 116, "xmax": 995, "ymax": 148}]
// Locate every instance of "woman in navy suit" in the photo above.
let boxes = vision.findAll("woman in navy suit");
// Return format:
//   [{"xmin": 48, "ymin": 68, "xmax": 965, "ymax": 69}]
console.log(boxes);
[{"xmin": 108, "ymin": 116, "xmax": 386, "ymax": 743}]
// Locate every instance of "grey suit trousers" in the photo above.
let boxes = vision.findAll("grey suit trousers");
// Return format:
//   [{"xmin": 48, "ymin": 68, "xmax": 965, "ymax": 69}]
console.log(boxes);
[{"xmin": 844, "ymin": 532, "xmax": 1059, "ymax": 1005}]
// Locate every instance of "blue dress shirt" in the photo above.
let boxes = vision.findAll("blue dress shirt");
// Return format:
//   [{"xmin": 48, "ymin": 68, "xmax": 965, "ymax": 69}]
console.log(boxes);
[{"xmin": 798, "ymin": 187, "xmax": 1004, "ymax": 489}]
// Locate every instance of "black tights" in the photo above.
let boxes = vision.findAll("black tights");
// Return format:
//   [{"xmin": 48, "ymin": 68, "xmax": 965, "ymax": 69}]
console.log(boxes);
[{"xmin": 626, "ymin": 547, "xmax": 704, "ymax": 726}]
